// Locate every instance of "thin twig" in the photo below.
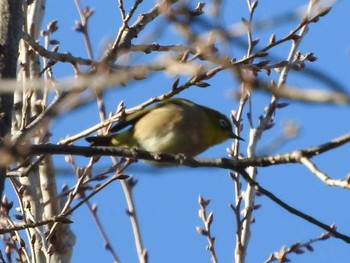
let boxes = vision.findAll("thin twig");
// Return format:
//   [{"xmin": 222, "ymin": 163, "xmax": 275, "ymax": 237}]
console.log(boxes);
[
  {"xmin": 236, "ymin": 168, "xmax": 350, "ymax": 244},
  {"xmin": 119, "ymin": 176, "xmax": 148, "ymax": 263},
  {"xmin": 74, "ymin": 0, "xmax": 94, "ymax": 60},
  {"xmin": 3, "ymin": 155, "xmax": 350, "ymax": 245},
  {"xmin": 300, "ymin": 157, "xmax": 350, "ymax": 189},
  {"xmin": 264, "ymin": 231, "xmax": 332, "ymax": 263},
  {"xmin": 0, "ymin": 216, "xmax": 72, "ymax": 234},
  {"xmin": 196, "ymin": 196, "xmax": 218, "ymax": 263},
  {"xmin": 238, "ymin": 2, "xmax": 318, "ymax": 260},
  {"xmin": 45, "ymin": 159, "xmax": 130, "ymax": 241},
  {"xmin": 22, "ymin": 31, "xmax": 95, "ymax": 66},
  {"xmin": 86, "ymin": 201, "xmax": 120, "ymax": 263},
  {"xmin": 102, "ymin": 0, "xmax": 178, "ymax": 62}
]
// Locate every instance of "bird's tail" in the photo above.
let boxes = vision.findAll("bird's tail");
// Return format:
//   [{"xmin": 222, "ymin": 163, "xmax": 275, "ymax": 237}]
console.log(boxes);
[{"xmin": 85, "ymin": 136, "xmax": 113, "ymax": 146}]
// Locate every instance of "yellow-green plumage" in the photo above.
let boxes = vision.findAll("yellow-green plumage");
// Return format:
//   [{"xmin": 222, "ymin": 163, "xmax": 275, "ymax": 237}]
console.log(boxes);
[{"xmin": 86, "ymin": 98, "xmax": 242, "ymax": 156}]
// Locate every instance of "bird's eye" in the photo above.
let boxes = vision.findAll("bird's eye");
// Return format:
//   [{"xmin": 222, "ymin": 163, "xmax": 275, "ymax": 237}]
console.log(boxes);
[{"xmin": 219, "ymin": 119, "xmax": 229, "ymax": 128}]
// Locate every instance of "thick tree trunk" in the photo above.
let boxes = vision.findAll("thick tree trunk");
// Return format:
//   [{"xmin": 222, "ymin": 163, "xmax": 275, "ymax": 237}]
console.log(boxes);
[{"xmin": 0, "ymin": 0, "xmax": 23, "ymax": 197}]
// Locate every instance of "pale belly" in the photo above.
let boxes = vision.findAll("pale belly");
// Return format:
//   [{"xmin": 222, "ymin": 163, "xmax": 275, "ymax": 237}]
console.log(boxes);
[{"xmin": 139, "ymin": 130, "xmax": 201, "ymax": 156}]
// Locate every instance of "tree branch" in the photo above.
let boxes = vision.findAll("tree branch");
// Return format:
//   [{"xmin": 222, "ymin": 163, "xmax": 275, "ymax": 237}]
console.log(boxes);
[
  {"xmin": 102, "ymin": 0, "xmax": 178, "ymax": 63},
  {"xmin": 8, "ymin": 132, "xmax": 350, "ymax": 172},
  {"xmin": 237, "ymin": 167, "xmax": 350, "ymax": 244}
]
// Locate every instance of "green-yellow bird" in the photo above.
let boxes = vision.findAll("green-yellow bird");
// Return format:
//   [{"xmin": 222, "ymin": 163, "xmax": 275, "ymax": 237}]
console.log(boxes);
[{"xmin": 86, "ymin": 98, "xmax": 242, "ymax": 156}]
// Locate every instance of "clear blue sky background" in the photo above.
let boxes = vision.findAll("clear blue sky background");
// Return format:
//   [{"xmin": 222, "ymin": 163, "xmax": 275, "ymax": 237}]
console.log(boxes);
[{"xmin": 6, "ymin": 0, "xmax": 350, "ymax": 262}]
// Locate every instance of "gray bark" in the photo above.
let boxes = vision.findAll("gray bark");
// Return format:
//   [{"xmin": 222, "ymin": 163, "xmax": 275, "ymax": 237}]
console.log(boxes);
[{"xmin": 0, "ymin": 0, "xmax": 23, "ymax": 196}]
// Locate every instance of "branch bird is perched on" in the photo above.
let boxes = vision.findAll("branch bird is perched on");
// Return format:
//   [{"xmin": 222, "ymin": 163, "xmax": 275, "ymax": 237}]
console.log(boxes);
[{"xmin": 86, "ymin": 98, "xmax": 243, "ymax": 156}]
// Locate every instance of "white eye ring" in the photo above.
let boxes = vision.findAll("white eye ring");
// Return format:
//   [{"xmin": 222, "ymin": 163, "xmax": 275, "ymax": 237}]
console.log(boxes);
[{"xmin": 219, "ymin": 119, "xmax": 228, "ymax": 128}]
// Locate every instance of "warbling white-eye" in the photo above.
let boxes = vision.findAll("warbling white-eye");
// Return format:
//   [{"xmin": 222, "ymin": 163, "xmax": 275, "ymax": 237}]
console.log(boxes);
[{"xmin": 86, "ymin": 98, "xmax": 242, "ymax": 156}]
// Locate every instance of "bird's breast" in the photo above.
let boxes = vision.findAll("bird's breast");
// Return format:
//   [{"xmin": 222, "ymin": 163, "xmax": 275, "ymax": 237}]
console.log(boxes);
[{"xmin": 132, "ymin": 103, "xmax": 205, "ymax": 155}]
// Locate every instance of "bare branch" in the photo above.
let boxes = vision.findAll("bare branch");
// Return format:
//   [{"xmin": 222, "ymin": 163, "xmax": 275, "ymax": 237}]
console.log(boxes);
[
  {"xmin": 196, "ymin": 196, "xmax": 218, "ymax": 263},
  {"xmin": 237, "ymin": 168, "xmax": 350, "ymax": 244},
  {"xmin": 103, "ymin": 0, "xmax": 178, "ymax": 62},
  {"xmin": 86, "ymin": 201, "xmax": 121, "ymax": 263},
  {"xmin": 120, "ymin": 176, "xmax": 148, "ymax": 263},
  {"xmin": 6, "ymin": 132, "xmax": 349, "ymax": 172},
  {"xmin": 0, "ymin": 215, "xmax": 72, "ymax": 234},
  {"xmin": 22, "ymin": 31, "xmax": 95, "ymax": 66},
  {"xmin": 256, "ymin": 83, "xmax": 350, "ymax": 105},
  {"xmin": 264, "ymin": 231, "xmax": 332, "ymax": 263},
  {"xmin": 300, "ymin": 157, "xmax": 350, "ymax": 189}
]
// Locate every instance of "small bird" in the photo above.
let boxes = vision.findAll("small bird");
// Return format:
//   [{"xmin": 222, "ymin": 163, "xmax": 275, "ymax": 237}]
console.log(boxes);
[{"xmin": 86, "ymin": 98, "xmax": 242, "ymax": 156}]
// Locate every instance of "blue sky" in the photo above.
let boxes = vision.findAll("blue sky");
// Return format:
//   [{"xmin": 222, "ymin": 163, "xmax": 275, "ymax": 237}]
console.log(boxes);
[{"xmin": 5, "ymin": 0, "xmax": 350, "ymax": 262}]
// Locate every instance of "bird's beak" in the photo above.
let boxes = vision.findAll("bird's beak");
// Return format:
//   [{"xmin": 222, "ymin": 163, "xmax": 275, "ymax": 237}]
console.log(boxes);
[{"xmin": 231, "ymin": 133, "xmax": 244, "ymax": 141}]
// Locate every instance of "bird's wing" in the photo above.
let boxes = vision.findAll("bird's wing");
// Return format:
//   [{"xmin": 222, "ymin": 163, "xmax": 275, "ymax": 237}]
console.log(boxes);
[
  {"xmin": 109, "ymin": 98, "xmax": 192, "ymax": 133},
  {"xmin": 109, "ymin": 109, "xmax": 151, "ymax": 132}
]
